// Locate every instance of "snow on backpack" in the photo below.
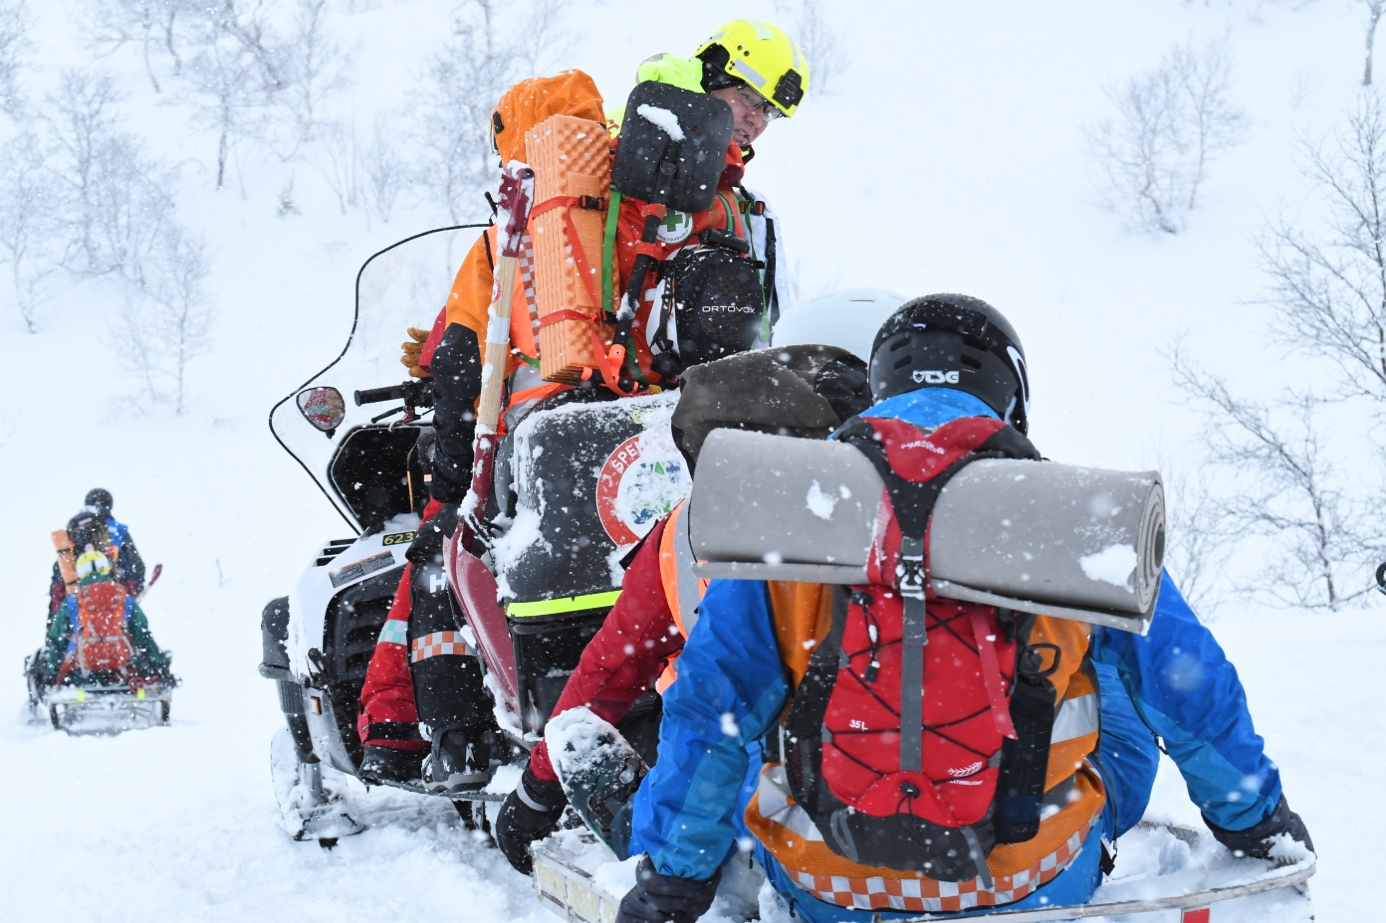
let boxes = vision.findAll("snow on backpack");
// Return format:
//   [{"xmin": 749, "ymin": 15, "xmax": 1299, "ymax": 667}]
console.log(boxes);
[
  {"xmin": 782, "ymin": 415, "xmax": 1064, "ymax": 883},
  {"xmin": 70, "ymin": 580, "xmax": 134, "ymax": 676}
]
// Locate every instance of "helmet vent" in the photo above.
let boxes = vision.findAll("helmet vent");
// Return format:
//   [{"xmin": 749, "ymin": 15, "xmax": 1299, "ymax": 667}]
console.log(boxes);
[
  {"xmin": 892, "ymin": 356, "xmax": 913, "ymax": 371},
  {"xmin": 960, "ymin": 353, "xmax": 982, "ymax": 370}
]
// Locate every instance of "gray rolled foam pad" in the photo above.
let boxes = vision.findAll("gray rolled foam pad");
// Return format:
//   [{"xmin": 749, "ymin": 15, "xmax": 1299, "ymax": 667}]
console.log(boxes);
[
  {"xmin": 930, "ymin": 459, "xmax": 1164, "ymax": 621},
  {"xmin": 688, "ymin": 430, "xmax": 1164, "ymax": 633},
  {"xmin": 688, "ymin": 428, "xmax": 882, "ymax": 575}
]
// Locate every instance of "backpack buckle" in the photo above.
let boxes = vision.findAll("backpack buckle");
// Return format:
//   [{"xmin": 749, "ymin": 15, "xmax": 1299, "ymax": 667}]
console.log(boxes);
[{"xmin": 896, "ymin": 553, "xmax": 926, "ymax": 599}]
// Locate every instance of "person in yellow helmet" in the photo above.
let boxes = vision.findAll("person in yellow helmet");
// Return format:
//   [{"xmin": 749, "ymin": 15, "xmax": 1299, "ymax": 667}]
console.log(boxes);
[{"xmin": 611, "ymin": 19, "xmax": 811, "ymax": 385}]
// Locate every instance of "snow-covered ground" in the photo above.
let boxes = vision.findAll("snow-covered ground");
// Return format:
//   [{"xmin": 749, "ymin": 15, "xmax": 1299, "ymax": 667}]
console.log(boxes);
[{"xmin": 0, "ymin": 1, "xmax": 1378, "ymax": 920}]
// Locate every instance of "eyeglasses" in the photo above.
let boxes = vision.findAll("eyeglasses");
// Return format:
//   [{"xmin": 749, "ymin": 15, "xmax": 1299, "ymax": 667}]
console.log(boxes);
[{"xmin": 733, "ymin": 86, "xmax": 782, "ymax": 121}]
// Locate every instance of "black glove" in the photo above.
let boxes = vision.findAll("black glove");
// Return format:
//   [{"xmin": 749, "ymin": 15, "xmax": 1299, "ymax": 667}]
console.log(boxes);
[
  {"xmin": 406, "ymin": 503, "xmax": 459, "ymax": 567},
  {"xmin": 428, "ymin": 323, "xmax": 483, "ymax": 504},
  {"xmin": 495, "ymin": 768, "xmax": 568, "ymax": 874},
  {"xmin": 615, "ymin": 856, "xmax": 720, "ymax": 923},
  {"xmin": 1205, "ymin": 794, "xmax": 1315, "ymax": 860}
]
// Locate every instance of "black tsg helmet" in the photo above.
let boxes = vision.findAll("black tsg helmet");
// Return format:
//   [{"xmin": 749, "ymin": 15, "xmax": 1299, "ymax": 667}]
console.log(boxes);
[
  {"xmin": 84, "ymin": 487, "xmax": 113, "ymax": 518},
  {"xmin": 868, "ymin": 294, "xmax": 1030, "ymax": 434}
]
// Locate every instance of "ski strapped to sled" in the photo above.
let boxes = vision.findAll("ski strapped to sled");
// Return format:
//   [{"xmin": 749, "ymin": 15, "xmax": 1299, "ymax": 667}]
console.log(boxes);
[
  {"xmin": 892, "ymin": 857, "xmax": 1314, "ymax": 922},
  {"xmin": 529, "ymin": 830, "xmax": 1315, "ymax": 923}
]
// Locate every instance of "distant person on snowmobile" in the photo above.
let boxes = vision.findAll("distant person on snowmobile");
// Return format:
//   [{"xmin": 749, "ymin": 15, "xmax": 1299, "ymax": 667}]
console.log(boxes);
[
  {"xmin": 606, "ymin": 296, "xmax": 1314, "ymax": 923},
  {"xmin": 492, "ymin": 344, "xmax": 872, "ymax": 873},
  {"xmin": 356, "ymin": 20, "xmax": 808, "ymax": 791},
  {"xmin": 47, "ymin": 488, "xmax": 147, "ymax": 625},
  {"xmin": 36, "ymin": 510, "xmax": 171, "ymax": 688}
]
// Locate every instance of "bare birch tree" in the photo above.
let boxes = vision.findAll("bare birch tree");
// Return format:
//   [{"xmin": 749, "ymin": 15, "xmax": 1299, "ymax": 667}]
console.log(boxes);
[
  {"xmin": 774, "ymin": 0, "xmax": 848, "ymax": 94},
  {"xmin": 275, "ymin": 0, "xmax": 351, "ymax": 155},
  {"xmin": 1364, "ymin": 0, "xmax": 1385, "ymax": 86},
  {"xmin": 1168, "ymin": 345, "xmax": 1374, "ymax": 609},
  {"xmin": 365, "ymin": 114, "xmax": 403, "ymax": 226},
  {"xmin": 0, "ymin": 131, "xmax": 58, "ymax": 332},
  {"xmin": 1086, "ymin": 34, "xmax": 1247, "ymax": 233},
  {"xmin": 1155, "ymin": 453, "xmax": 1232, "ymax": 615},
  {"xmin": 1259, "ymin": 92, "xmax": 1386, "ymax": 408},
  {"xmin": 412, "ymin": 0, "xmax": 516, "ymax": 222},
  {"xmin": 184, "ymin": 15, "xmax": 269, "ymax": 190},
  {"xmin": 0, "ymin": 0, "xmax": 29, "ymax": 114},
  {"xmin": 42, "ymin": 70, "xmax": 176, "ymax": 283},
  {"xmin": 515, "ymin": 0, "xmax": 570, "ymax": 78},
  {"xmin": 114, "ymin": 224, "xmax": 214, "ymax": 412}
]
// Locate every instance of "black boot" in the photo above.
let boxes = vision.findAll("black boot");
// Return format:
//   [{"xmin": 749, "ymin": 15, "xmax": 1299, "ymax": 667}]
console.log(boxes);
[
  {"xmin": 423, "ymin": 725, "xmax": 496, "ymax": 793},
  {"xmin": 359, "ymin": 744, "xmax": 428, "ymax": 786}
]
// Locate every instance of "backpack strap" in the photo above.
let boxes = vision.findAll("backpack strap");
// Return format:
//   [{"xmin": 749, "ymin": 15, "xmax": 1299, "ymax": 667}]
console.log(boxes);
[
  {"xmin": 837, "ymin": 416, "xmax": 1041, "ymax": 774},
  {"xmin": 993, "ymin": 608, "xmax": 1061, "ymax": 844},
  {"xmin": 781, "ymin": 584, "xmax": 851, "ymax": 817}
]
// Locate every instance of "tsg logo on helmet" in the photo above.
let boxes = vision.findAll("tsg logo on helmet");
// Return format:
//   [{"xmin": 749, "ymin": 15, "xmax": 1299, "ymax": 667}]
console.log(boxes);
[{"xmin": 868, "ymin": 293, "xmax": 1031, "ymax": 435}]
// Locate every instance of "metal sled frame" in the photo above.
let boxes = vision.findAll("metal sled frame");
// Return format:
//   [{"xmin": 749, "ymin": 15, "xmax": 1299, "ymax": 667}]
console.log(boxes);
[
  {"xmin": 530, "ymin": 836, "xmax": 1315, "ymax": 923},
  {"xmin": 43, "ymin": 681, "xmax": 172, "ymax": 732}
]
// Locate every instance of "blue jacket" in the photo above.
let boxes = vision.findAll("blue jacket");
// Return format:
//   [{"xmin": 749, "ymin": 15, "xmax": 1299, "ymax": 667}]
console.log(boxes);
[{"xmin": 630, "ymin": 388, "xmax": 1282, "ymax": 884}]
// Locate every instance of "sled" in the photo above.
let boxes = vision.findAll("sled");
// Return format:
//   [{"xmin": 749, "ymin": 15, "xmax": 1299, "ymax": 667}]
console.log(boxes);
[
  {"xmin": 41, "ymin": 679, "xmax": 173, "ymax": 735},
  {"xmin": 530, "ymin": 822, "xmax": 1315, "ymax": 923}
]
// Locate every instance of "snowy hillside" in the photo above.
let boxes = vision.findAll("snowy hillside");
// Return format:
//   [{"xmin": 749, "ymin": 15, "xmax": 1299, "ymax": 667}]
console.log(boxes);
[{"xmin": 0, "ymin": 0, "xmax": 1379, "ymax": 919}]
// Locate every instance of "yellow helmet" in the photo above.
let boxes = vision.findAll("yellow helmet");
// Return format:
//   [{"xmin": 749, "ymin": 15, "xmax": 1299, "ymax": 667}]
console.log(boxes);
[{"xmin": 695, "ymin": 19, "xmax": 809, "ymax": 118}]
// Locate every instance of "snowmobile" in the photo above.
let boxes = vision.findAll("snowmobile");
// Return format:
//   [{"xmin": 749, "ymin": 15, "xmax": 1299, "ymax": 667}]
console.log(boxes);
[
  {"xmin": 259, "ymin": 225, "xmax": 691, "ymax": 843},
  {"xmin": 26, "ymin": 561, "xmax": 175, "ymax": 737}
]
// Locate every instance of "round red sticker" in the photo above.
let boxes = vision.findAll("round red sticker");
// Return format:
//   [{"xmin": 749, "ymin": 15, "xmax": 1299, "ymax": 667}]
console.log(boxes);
[{"xmin": 595, "ymin": 434, "xmax": 690, "ymax": 547}]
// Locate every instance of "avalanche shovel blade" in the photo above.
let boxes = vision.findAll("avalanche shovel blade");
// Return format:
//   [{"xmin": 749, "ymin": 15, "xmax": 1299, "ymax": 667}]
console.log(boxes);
[
  {"xmin": 548, "ymin": 707, "xmax": 648, "ymax": 854},
  {"xmin": 612, "ymin": 81, "xmax": 735, "ymax": 214}
]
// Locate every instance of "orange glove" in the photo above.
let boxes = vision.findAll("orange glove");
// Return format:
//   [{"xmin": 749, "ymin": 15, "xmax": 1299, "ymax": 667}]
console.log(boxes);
[{"xmin": 401, "ymin": 327, "xmax": 432, "ymax": 379}]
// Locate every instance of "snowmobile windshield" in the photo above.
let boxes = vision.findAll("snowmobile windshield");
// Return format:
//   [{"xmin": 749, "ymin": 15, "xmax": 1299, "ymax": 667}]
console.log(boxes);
[{"xmin": 269, "ymin": 225, "xmax": 488, "ymax": 531}]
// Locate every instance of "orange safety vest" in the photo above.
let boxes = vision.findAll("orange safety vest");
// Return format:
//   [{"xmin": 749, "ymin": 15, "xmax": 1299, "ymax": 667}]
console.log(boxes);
[
  {"xmin": 654, "ymin": 500, "xmax": 706, "ymax": 692},
  {"xmin": 744, "ymin": 582, "xmax": 1105, "ymax": 915}
]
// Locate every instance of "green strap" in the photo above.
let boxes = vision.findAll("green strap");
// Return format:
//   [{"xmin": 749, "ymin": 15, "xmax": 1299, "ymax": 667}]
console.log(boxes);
[
  {"xmin": 601, "ymin": 188, "xmax": 649, "ymax": 387},
  {"xmin": 506, "ymin": 589, "xmax": 621, "ymax": 619},
  {"xmin": 602, "ymin": 188, "xmax": 622, "ymax": 317}
]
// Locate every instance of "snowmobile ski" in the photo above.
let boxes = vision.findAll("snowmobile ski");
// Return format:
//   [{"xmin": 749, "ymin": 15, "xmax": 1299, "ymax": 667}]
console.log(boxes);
[{"xmin": 270, "ymin": 728, "xmax": 366, "ymax": 846}]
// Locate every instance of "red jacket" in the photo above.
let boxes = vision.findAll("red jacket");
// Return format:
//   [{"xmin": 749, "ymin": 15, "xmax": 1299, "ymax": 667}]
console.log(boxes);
[{"xmin": 528, "ymin": 515, "xmax": 682, "ymax": 783}]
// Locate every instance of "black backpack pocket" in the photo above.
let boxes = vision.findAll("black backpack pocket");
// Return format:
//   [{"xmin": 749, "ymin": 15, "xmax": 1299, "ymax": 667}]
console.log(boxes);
[{"xmin": 655, "ymin": 246, "xmax": 766, "ymax": 376}]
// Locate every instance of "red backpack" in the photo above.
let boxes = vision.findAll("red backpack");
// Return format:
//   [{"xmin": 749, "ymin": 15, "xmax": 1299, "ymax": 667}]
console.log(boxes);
[
  {"xmin": 71, "ymin": 581, "xmax": 134, "ymax": 676},
  {"xmin": 782, "ymin": 415, "xmax": 1061, "ymax": 883}
]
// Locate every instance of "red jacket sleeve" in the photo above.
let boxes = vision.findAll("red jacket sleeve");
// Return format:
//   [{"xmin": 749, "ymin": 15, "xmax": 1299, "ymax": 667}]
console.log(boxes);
[{"xmin": 528, "ymin": 516, "xmax": 682, "ymax": 783}]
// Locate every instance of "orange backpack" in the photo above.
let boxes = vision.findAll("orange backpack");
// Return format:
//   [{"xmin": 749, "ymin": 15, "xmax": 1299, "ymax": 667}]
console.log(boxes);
[{"xmin": 72, "ymin": 581, "xmax": 134, "ymax": 675}]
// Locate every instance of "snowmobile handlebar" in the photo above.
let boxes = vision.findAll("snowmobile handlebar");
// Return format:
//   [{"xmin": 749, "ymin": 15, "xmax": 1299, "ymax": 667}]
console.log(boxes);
[{"xmin": 354, "ymin": 380, "xmax": 434, "ymax": 409}]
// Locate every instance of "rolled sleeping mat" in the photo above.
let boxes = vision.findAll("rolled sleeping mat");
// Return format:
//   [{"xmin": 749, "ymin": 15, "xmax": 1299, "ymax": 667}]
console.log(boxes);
[
  {"xmin": 687, "ymin": 430, "xmax": 882, "ymax": 583},
  {"xmin": 688, "ymin": 430, "xmax": 1165, "ymax": 633},
  {"xmin": 929, "ymin": 458, "xmax": 1165, "ymax": 633}
]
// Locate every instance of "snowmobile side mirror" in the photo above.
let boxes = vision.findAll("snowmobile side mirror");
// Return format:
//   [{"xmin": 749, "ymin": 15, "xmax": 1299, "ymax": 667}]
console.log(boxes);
[
  {"xmin": 612, "ymin": 81, "xmax": 734, "ymax": 215},
  {"xmin": 297, "ymin": 387, "xmax": 346, "ymax": 437}
]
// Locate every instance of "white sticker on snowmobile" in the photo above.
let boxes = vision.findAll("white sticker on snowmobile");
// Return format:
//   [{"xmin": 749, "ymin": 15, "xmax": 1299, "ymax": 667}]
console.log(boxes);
[{"xmin": 329, "ymin": 550, "xmax": 395, "ymax": 588}]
